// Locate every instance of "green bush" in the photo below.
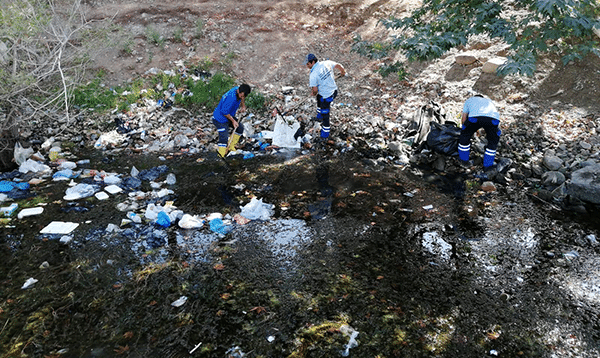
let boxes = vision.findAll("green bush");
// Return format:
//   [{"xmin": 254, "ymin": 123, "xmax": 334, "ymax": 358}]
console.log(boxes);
[{"xmin": 245, "ymin": 90, "xmax": 270, "ymax": 113}]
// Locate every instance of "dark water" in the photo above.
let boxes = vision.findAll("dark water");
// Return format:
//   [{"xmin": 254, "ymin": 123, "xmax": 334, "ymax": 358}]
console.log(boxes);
[{"xmin": 1, "ymin": 149, "xmax": 599, "ymax": 357}]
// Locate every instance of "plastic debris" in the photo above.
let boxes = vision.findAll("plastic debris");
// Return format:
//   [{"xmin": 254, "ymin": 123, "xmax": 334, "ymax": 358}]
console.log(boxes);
[
  {"xmin": 340, "ymin": 324, "xmax": 359, "ymax": 357},
  {"xmin": 0, "ymin": 181, "xmax": 30, "ymax": 192},
  {"xmin": 171, "ymin": 296, "xmax": 188, "ymax": 307},
  {"xmin": 189, "ymin": 342, "xmax": 202, "ymax": 354},
  {"xmin": 1, "ymin": 203, "xmax": 18, "ymax": 216},
  {"xmin": 178, "ymin": 214, "xmax": 204, "ymax": 229},
  {"xmin": 14, "ymin": 142, "xmax": 34, "ymax": 165},
  {"xmin": 233, "ymin": 214, "xmax": 251, "ymax": 225},
  {"xmin": 64, "ymin": 183, "xmax": 98, "ymax": 200},
  {"xmin": 22, "ymin": 278, "xmax": 38, "ymax": 289},
  {"xmin": 53, "ymin": 169, "xmax": 77, "ymax": 181},
  {"xmin": 166, "ymin": 173, "xmax": 176, "ymax": 185},
  {"xmin": 104, "ymin": 185, "xmax": 123, "ymax": 194},
  {"xmin": 17, "ymin": 207, "xmax": 44, "ymax": 219},
  {"xmin": 240, "ymin": 198, "xmax": 274, "ymax": 221},
  {"xmin": 156, "ymin": 211, "xmax": 171, "ymax": 227},
  {"xmin": 40, "ymin": 221, "xmax": 79, "ymax": 235},
  {"xmin": 127, "ymin": 212, "xmax": 142, "ymax": 224},
  {"xmin": 95, "ymin": 191, "xmax": 110, "ymax": 200},
  {"xmin": 104, "ymin": 175, "xmax": 122, "ymax": 185},
  {"xmin": 59, "ymin": 235, "xmax": 74, "ymax": 244},
  {"xmin": 225, "ymin": 346, "xmax": 245, "ymax": 358},
  {"xmin": 209, "ymin": 218, "xmax": 231, "ymax": 235}
]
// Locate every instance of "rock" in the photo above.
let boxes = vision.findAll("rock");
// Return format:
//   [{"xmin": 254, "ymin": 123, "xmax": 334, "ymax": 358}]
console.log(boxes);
[
  {"xmin": 481, "ymin": 181, "xmax": 497, "ymax": 192},
  {"xmin": 481, "ymin": 57, "xmax": 507, "ymax": 73},
  {"xmin": 580, "ymin": 141, "xmax": 592, "ymax": 150},
  {"xmin": 543, "ymin": 154, "xmax": 563, "ymax": 171},
  {"xmin": 542, "ymin": 171, "xmax": 566, "ymax": 186},
  {"xmin": 567, "ymin": 164, "xmax": 600, "ymax": 204},
  {"xmin": 455, "ymin": 54, "xmax": 478, "ymax": 65}
]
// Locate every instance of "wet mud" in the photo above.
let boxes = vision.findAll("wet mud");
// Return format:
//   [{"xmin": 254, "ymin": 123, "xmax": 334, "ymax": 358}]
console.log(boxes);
[{"xmin": 1, "ymin": 147, "xmax": 600, "ymax": 357}]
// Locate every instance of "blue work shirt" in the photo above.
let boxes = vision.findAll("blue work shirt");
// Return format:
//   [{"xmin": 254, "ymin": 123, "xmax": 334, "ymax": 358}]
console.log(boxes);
[
  {"xmin": 213, "ymin": 87, "xmax": 241, "ymax": 123},
  {"xmin": 463, "ymin": 96, "xmax": 500, "ymax": 120}
]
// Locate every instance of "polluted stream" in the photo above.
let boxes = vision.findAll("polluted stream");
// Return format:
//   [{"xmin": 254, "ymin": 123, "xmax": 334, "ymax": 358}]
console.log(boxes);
[{"xmin": 1, "ymin": 147, "xmax": 600, "ymax": 358}]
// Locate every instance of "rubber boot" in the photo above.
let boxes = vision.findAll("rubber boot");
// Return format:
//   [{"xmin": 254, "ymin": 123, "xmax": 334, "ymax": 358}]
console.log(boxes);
[
  {"xmin": 227, "ymin": 133, "xmax": 241, "ymax": 151},
  {"xmin": 217, "ymin": 146, "xmax": 228, "ymax": 158}
]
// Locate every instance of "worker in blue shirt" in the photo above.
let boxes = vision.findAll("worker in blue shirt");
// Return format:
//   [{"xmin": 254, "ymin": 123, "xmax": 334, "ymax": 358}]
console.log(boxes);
[
  {"xmin": 213, "ymin": 84, "xmax": 251, "ymax": 158},
  {"xmin": 458, "ymin": 94, "xmax": 501, "ymax": 169},
  {"xmin": 304, "ymin": 53, "xmax": 346, "ymax": 139}
]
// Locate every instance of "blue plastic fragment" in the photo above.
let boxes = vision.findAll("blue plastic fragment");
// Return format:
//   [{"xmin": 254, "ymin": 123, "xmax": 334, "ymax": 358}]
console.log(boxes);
[{"xmin": 209, "ymin": 218, "xmax": 231, "ymax": 235}]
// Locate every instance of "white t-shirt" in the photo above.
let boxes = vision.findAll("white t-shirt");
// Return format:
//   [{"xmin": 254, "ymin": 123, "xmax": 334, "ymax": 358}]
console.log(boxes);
[
  {"xmin": 463, "ymin": 96, "xmax": 500, "ymax": 120},
  {"xmin": 309, "ymin": 60, "xmax": 339, "ymax": 98}
]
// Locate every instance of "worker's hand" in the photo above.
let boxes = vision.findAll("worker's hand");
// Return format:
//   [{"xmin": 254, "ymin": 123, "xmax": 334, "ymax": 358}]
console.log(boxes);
[{"xmin": 240, "ymin": 105, "xmax": 247, "ymax": 113}]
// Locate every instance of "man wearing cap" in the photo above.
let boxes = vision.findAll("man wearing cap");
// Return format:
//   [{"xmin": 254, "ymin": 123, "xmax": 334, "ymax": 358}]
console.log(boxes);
[
  {"xmin": 458, "ymin": 94, "xmax": 501, "ymax": 170},
  {"xmin": 304, "ymin": 53, "xmax": 346, "ymax": 140},
  {"xmin": 213, "ymin": 84, "xmax": 251, "ymax": 158}
]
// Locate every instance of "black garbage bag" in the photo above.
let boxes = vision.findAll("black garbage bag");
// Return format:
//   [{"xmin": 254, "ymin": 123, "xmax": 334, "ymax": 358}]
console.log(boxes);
[{"xmin": 426, "ymin": 121, "xmax": 461, "ymax": 156}]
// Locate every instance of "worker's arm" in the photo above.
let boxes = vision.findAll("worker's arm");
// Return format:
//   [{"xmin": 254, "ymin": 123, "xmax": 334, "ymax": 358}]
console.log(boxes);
[
  {"xmin": 311, "ymin": 86, "xmax": 319, "ymax": 96},
  {"xmin": 225, "ymin": 114, "xmax": 238, "ymax": 129},
  {"xmin": 461, "ymin": 112, "xmax": 468, "ymax": 125},
  {"xmin": 334, "ymin": 63, "xmax": 346, "ymax": 77}
]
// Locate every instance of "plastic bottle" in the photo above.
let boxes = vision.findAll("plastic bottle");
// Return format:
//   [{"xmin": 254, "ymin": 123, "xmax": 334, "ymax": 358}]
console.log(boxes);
[{"xmin": 77, "ymin": 159, "xmax": 90, "ymax": 165}]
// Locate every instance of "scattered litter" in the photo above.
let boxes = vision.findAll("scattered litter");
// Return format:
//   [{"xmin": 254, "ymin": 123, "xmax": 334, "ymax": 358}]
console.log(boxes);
[
  {"xmin": 166, "ymin": 173, "xmax": 176, "ymax": 185},
  {"xmin": 178, "ymin": 214, "xmax": 204, "ymax": 229},
  {"xmin": 19, "ymin": 159, "xmax": 51, "ymax": 174},
  {"xmin": 58, "ymin": 161, "xmax": 77, "ymax": 170},
  {"xmin": 422, "ymin": 204, "xmax": 434, "ymax": 210},
  {"xmin": 225, "ymin": 346, "xmax": 245, "ymax": 358},
  {"xmin": 95, "ymin": 191, "xmax": 110, "ymax": 200},
  {"xmin": 0, "ymin": 181, "xmax": 30, "ymax": 192},
  {"xmin": 104, "ymin": 175, "xmax": 122, "ymax": 185},
  {"xmin": 22, "ymin": 277, "xmax": 38, "ymax": 289},
  {"xmin": 209, "ymin": 218, "xmax": 231, "ymax": 235},
  {"xmin": 64, "ymin": 183, "xmax": 98, "ymax": 200},
  {"xmin": 17, "ymin": 207, "xmax": 44, "ymax": 219},
  {"xmin": 171, "ymin": 296, "xmax": 188, "ymax": 307},
  {"xmin": 340, "ymin": 324, "xmax": 359, "ymax": 357},
  {"xmin": 267, "ymin": 335, "xmax": 275, "ymax": 343},
  {"xmin": 52, "ymin": 169, "xmax": 77, "ymax": 181},
  {"xmin": 155, "ymin": 211, "xmax": 171, "ymax": 227},
  {"xmin": 104, "ymin": 184, "xmax": 123, "ymax": 194},
  {"xmin": 233, "ymin": 214, "xmax": 251, "ymax": 225},
  {"xmin": 189, "ymin": 342, "xmax": 202, "ymax": 354},
  {"xmin": 59, "ymin": 235, "xmax": 74, "ymax": 244},
  {"xmin": 1, "ymin": 203, "xmax": 18, "ymax": 216},
  {"xmin": 40, "ymin": 221, "xmax": 79, "ymax": 235},
  {"xmin": 240, "ymin": 197, "xmax": 274, "ymax": 221}
]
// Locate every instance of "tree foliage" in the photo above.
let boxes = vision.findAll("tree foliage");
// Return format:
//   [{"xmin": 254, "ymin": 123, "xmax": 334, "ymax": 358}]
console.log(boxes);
[{"xmin": 379, "ymin": 0, "xmax": 600, "ymax": 76}]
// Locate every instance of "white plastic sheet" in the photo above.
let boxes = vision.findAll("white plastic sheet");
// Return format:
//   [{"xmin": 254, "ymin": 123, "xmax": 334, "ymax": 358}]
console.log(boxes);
[
  {"xmin": 271, "ymin": 116, "xmax": 301, "ymax": 148},
  {"xmin": 240, "ymin": 197, "xmax": 274, "ymax": 220}
]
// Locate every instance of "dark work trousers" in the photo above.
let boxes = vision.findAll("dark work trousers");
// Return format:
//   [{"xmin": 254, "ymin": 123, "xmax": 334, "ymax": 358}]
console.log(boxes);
[
  {"xmin": 316, "ymin": 90, "xmax": 338, "ymax": 138},
  {"xmin": 458, "ymin": 116, "xmax": 501, "ymax": 168},
  {"xmin": 213, "ymin": 118, "xmax": 244, "ymax": 149}
]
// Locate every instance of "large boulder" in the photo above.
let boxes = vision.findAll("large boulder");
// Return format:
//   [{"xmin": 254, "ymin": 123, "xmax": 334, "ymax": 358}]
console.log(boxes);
[{"xmin": 567, "ymin": 164, "xmax": 600, "ymax": 204}]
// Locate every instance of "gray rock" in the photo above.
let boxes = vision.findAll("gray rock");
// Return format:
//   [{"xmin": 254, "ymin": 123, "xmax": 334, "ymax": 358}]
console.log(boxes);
[
  {"xmin": 542, "ymin": 171, "xmax": 566, "ymax": 186},
  {"xmin": 543, "ymin": 155, "xmax": 563, "ymax": 171},
  {"xmin": 567, "ymin": 164, "xmax": 600, "ymax": 204}
]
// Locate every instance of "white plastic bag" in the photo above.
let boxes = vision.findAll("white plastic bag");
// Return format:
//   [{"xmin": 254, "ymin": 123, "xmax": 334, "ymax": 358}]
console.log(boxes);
[
  {"xmin": 178, "ymin": 214, "xmax": 204, "ymax": 229},
  {"xmin": 240, "ymin": 197, "xmax": 274, "ymax": 220},
  {"xmin": 14, "ymin": 142, "xmax": 34, "ymax": 166}
]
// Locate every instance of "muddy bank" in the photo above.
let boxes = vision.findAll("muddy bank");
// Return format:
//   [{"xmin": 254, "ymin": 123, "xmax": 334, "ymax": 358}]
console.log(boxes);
[{"xmin": 1, "ymin": 146, "xmax": 600, "ymax": 358}]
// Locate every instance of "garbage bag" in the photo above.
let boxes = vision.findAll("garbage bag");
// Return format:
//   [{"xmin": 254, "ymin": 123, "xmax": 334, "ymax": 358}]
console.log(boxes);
[
  {"xmin": 240, "ymin": 197, "xmax": 274, "ymax": 221},
  {"xmin": 426, "ymin": 121, "xmax": 461, "ymax": 156},
  {"xmin": 14, "ymin": 142, "xmax": 34, "ymax": 166}
]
